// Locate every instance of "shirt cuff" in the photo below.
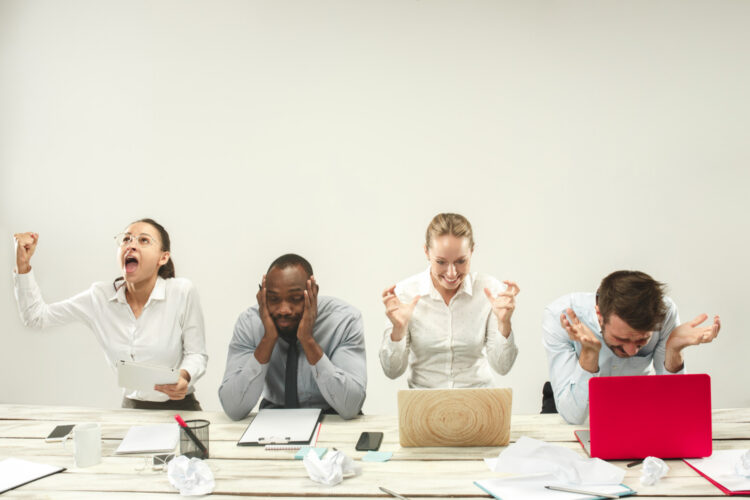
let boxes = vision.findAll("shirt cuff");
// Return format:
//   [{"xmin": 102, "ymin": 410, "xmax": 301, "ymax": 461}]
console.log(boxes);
[
  {"xmin": 13, "ymin": 269, "xmax": 37, "ymax": 288},
  {"xmin": 383, "ymin": 331, "xmax": 407, "ymax": 354},
  {"xmin": 498, "ymin": 330, "xmax": 515, "ymax": 344},
  {"xmin": 573, "ymin": 358, "xmax": 599, "ymax": 382},
  {"xmin": 311, "ymin": 354, "xmax": 336, "ymax": 381}
]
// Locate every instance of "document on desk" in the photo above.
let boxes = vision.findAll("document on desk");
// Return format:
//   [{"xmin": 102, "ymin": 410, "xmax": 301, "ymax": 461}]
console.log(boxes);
[
  {"xmin": 475, "ymin": 477, "xmax": 635, "ymax": 500},
  {"xmin": 684, "ymin": 450, "xmax": 750, "ymax": 495},
  {"xmin": 238, "ymin": 408, "xmax": 322, "ymax": 446},
  {"xmin": 0, "ymin": 458, "xmax": 65, "ymax": 494},
  {"xmin": 115, "ymin": 424, "xmax": 179, "ymax": 454}
]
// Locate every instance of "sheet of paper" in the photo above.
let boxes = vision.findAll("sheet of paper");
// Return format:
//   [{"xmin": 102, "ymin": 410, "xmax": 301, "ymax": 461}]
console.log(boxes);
[
  {"xmin": 685, "ymin": 449, "xmax": 750, "ymax": 493},
  {"xmin": 475, "ymin": 476, "xmax": 634, "ymax": 500},
  {"xmin": 239, "ymin": 408, "xmax": 321, "ymax": 445},
  {"xmin": 0, "ymin": 458, "xmax": 65, "ymax": 494},
  {"xmin": 362, "ymin": 451, "xmax": 393, "ymax": 462},
  {"xmin": 115, "ymin": 424, "xmax": 179, "ymax": 454},
  {"xmin": 485, "ymin": 436, "xmax": 625, "ymax": 484}
]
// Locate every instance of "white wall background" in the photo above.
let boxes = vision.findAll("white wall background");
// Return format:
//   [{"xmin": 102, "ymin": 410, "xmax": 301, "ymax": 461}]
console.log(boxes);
[{"xmin": 1, "ymin": 0, "xmax": 748, "ymax": 416}]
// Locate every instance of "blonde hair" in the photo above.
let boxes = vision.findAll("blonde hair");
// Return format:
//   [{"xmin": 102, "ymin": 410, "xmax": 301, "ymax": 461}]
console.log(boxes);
[{"xmin": 425, "ymin": 213, "xmax": 475, "ymax": 251}]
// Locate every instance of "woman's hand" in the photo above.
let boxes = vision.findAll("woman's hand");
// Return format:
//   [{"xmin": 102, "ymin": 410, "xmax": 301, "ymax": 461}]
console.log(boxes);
[
  {"xmin": 155, "ymin": 369, "xmax": 190, "ymax": 400},
  {"xmin": 382, "ymin": 285, "xmax": 420, "ymax": 341},
  {"xmin": 13, "ymin": 232, "xmax": 38, "ymax": 274},
  {"xmin": 485, "ymin": 280, "xmax": 520, "ymax": 337}
]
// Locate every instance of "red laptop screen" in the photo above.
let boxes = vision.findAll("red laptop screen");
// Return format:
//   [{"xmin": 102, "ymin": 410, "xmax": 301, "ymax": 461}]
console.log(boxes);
[{"xmin": 588, "ymin": 374, "xmax": 712, "ymax": 459}]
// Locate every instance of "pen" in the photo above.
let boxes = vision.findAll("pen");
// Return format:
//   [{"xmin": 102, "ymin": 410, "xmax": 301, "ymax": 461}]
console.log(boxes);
[
  {"xmin": 544, "ymin": 485, "xmax": 619, "ymax": 499},
  {"xmin": 379, "ymin": 486, "xmax": 411, "ymax": 500},
  {"xmin": 174, "ymin": 415, "xmax": 208, "ymax": 458},
  {"xmin": 627, "ymin": 459, "xmax": 643, "ymax": 468}
]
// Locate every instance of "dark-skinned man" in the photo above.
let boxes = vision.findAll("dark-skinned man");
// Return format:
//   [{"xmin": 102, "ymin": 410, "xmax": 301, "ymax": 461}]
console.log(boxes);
[{"xmin": 219, "ymin": 254, "xmax": 366, "ymax": 420}]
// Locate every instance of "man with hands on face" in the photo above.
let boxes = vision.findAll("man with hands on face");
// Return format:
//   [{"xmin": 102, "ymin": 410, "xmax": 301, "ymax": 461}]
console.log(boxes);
[
  {"xmin": 543, "ymin": 270, "xmax": 721, "ymax": 425},
  {"xmin": 218, "ymin": 254, "xmax": 366, "ymax": 420}
]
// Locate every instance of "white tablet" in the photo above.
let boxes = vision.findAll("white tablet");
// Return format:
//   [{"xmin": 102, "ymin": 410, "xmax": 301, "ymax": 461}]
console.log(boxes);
[{"xmin": 116, "ymin": 360, "xmax": 179, "ymax": 392}]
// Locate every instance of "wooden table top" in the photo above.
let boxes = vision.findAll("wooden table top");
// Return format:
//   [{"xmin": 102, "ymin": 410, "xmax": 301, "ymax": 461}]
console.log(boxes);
[{"xmin": 1, "ymin": 404, "xmax": 748, "ymax": 499}]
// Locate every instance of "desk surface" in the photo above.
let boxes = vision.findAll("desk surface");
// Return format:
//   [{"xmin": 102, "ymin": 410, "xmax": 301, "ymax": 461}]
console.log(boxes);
[{"xmin": 1, "ymin": 404, "xmax": 748, "ymax": 499}]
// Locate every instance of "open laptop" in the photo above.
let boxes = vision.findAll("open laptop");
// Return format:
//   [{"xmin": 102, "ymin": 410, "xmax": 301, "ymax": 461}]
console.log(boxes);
[
  {"xmin": 398, "ymin": 387, "xmax": 512, "ymax": 447},
  {"xmin": 575, "ymin": 374, "xmax": 712, "ymax": 459}
]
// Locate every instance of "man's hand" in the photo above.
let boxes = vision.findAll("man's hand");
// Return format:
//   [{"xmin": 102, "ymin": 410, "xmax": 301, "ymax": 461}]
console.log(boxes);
[
  {"xmin": 484, "ymin": 280, "xmax": 520, "ymax": 337},
  {"xmin": 560, "ymin": 308, "xmax": 601, "ymax": 373},
  {"xmin": 13, "ymin": 232, "xmax": 38, "ymax": 274},
  {"xmin": 254, "ymin": 274, "xmax": 279, "ymax": 364},
  {"xmin": 154, "ymin": 369, "xmax": 190, "ymax": 400},
  {"xmin": 256, "ymin": 274, "xmax": 279, "ymax": 340},
  {"xmin": 665, "ymin": 314, "xmax": 720, "ymax": 372},
  {"xmin": 382, "ymin": 285, "xmax": 420, "ymax": 341},
  {"xmin": 298, "ymin": 276, "xmax": 323, "ymax": 365}
]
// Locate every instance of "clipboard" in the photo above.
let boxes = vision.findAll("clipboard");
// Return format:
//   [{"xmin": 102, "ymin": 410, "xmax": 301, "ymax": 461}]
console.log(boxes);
[{"xmin": 237, "ymin": 408, "xmax": 323, "ymax": 446}]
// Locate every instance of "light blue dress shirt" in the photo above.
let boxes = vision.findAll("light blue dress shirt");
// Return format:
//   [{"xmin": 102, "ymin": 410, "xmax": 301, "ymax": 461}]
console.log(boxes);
[
  {"xmin": 542, "ymin": 292, "xmax": 682, "ymax": 424},
  {"xmin": 218, "ymin": 296, "xmax": 367, "ymax": 420}
]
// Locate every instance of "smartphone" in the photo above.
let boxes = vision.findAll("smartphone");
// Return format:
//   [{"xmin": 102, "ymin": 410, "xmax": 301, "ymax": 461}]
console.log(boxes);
[
  {"xmin": 45, "ymin": 424, "xmax": 75, "ymax": 442},
  {"xmin": 355, "ymin": 431, "xmax": 383, "ymax": 451}
]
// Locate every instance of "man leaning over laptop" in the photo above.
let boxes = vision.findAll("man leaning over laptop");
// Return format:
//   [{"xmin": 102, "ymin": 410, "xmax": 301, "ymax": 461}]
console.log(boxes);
[
  {"xmin": 218, "ymin": 254, "xmax": 366, "ymax": 420},
  {"xmin": 543, "ymin": 270, "xmax": 720, "ymax": 424}
]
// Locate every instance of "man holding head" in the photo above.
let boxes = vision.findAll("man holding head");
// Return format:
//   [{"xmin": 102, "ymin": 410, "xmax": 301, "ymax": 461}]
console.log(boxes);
[
  {"xmin": 543, "ymin": 270, "xmax": 720, "ymax": 425},
  {"xmin": 219, "ymin": 254, "xmax": 366, "ymax": 420}
]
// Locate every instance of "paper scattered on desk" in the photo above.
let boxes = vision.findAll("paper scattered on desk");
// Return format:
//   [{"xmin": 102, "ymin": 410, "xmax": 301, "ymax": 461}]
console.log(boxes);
[
  {"xmin": 167, "ymin": 455, "xmax": 215, "ymax": 496},
  {"xmin": 362, "ymin": 451, "xmax": 393, "ymax": 462},
  {"xmin": 484, "ymin": 436, "xmax": 625, "ymax": 484},
  {"xmin": 303, "ymin": 449, "xmax": 361, "ymax": 486},
  {"xmin": 685, "ymin": 449, "xmax": 750, "ymax": 493}
]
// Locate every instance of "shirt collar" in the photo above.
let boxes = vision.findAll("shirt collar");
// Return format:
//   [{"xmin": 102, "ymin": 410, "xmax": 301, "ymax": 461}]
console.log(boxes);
[
  {"xmin": 109, "ymin": 277, "xmax": 167, "ymax": 306},
  {"xmin": 418, "ymin": 267, "xmax": 475, "ymax": 300}
]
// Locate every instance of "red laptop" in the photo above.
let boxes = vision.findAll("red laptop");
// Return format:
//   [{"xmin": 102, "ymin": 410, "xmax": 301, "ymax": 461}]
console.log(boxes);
[{"xmin": 575, "ymin": 374, "xmax": 712, "ymax": 459}]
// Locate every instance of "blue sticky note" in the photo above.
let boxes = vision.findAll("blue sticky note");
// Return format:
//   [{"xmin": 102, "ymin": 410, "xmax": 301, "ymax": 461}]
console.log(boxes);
[
  {"xmin": 294, "ymin": 447, "xmax": 327, "ymax": 460},
  {"xmin": 362, "ymin": 451, "xmax": 393, "ymax": 462}
]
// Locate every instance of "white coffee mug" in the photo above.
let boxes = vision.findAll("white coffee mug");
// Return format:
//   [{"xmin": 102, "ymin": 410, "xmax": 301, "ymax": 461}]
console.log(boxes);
[{"xmin": 63, "ymin": 423, "xmax": 101, "ymax": 467}]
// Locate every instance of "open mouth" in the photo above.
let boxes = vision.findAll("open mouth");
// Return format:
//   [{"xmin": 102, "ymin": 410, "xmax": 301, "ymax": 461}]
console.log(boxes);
[
  {"xmin": 442, "ymin": 276, "xmax": 460, "ymax": 285},
  {"xmin": 124, "ymin": 254, "xmax": 139, "ymax": 274}
]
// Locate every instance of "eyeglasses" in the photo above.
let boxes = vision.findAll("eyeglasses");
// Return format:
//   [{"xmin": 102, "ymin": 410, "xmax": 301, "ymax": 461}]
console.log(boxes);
[{"xmin": 114, "ymin": 232, "xmax": 158, "ymax": 248}]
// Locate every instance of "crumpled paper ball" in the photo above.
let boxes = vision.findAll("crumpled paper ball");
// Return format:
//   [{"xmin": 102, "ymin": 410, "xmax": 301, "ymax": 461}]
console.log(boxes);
[
  {"xmin": 735, "ymin": 450, "xmax": 750, "ymax": 477},
  {"xmin": 640, "ymin": 456, "xmax": 669, "ymax": 486},
  {"xmin": 167, "ymin": 455, "xmax": 215, "ymax": 496},
  {"xmin": 303, "ymin": 449, "xmax": 361, "ymax": 486}
]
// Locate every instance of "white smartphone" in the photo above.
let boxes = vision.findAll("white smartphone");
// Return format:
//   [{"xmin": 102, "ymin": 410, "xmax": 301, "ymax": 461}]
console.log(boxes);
[
  {"xmin": 45, "ymin": 424, "xmax": 75, "ymax": 442},
  {"xmin": 116, "ymin": 360, "xmax": 179, "ymax": 392}
]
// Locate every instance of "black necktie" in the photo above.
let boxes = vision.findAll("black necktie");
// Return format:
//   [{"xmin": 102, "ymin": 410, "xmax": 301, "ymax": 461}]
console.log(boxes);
[{"xmin": 284, "ymin": 340, "xmax": 300, "ymax": 408}]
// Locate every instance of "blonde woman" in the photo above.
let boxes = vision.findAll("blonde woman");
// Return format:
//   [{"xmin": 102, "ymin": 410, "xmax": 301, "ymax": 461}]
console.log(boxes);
[{"xmin": 380, "ymin": 213, "xmax": 519, "ymax": 388}]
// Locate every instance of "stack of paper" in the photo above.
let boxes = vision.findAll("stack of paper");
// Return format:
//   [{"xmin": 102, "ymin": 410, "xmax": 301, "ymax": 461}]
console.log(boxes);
[{"xmin": 115, "ymin": 424, "xmax": 179, "ymax": 454}]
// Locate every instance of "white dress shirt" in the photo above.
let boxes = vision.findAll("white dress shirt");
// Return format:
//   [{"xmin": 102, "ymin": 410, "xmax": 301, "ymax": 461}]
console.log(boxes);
[
  {"xmin": 542, "ymin": 292, "xmax": 682, "ymax": 424},
  {"xmin": 380, "ymin": 268, "xmax": 518, "ymax": 388},
  {"xmin": 13, "ymin": 270, "xmax": 208, "ymax": 402}
]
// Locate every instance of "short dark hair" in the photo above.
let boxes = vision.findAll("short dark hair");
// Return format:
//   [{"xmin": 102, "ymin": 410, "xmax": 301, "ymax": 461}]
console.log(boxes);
[
  {"xmin": 596, "ymin": 270, "xmax": 667, "ymax": 331},
  {"xmin": 267, "ymin": 253, "xmax": 314, "ymax": 278}
]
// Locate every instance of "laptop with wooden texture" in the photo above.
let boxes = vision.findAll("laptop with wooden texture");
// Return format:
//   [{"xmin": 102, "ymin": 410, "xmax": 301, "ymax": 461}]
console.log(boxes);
[{"xmin": 398, "ymin": 388, "xmax": 512, "ymax": 447}]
